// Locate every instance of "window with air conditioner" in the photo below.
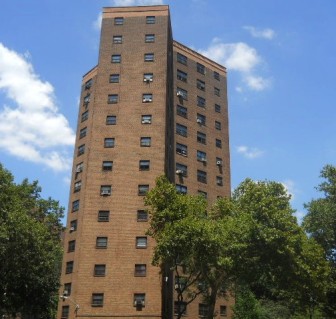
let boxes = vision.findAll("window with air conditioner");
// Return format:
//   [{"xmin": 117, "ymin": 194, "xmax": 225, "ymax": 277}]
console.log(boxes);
[
  {"xmin": 141, "ymin": 115, "xmax": 152, "ymax": 124},
  {"xmin": 113, "ymin": 35, "xmax": 122, "ymax": 44},
  {"xmin": 142, "ymin": 93, "xmax": 153, "ymax": 103},
  {"xmin": 197, "ymin": 150, "xmax": 207, "ymax": 162},
  {"xmin": 100, "ymin": 185, "xmax": 111, "ymax": 196},
  {"xmin": 176, "ymin": 143, "xmax": 187, "ymax": 156}
]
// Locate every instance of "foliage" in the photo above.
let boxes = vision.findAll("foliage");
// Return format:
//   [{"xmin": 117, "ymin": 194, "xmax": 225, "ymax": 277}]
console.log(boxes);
[{"xmin": 0, "ymin": 163, "xmax": 64, "ymax": 319}]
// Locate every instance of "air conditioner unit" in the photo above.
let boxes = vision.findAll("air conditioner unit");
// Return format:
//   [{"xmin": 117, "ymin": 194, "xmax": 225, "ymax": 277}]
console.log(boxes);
[
  {"xmin": 134, "ymin": 300, "xmax": 145, "ymax": 307},
  {"xmin": 177, "ymin": 91, "xmax": 183, "ymax": 97},
  {"xmin": 196, "ymin": 118, "xmax": 202, "ymax": 124},
  {"xmin": 143, "ymin": 78, "xmax": 153, "ymax": 83},
  {"xmin": 176, "ymin": 169, "xmax": 183, "ymax": 175},
  {"xmin": 101, "ymin": 190, "xmax": 111, "ymax": 196},
  {"xmin": 201, "ymin": 158, "xmax": 207, "ymax": 162},
  {"xmin": 76, "ymin": 167, "xmax": 82, "ymax": 173},
  {"xmin": 142, "ymin": 119, "xmax": 151, "ymax": 124},
  {"xmin": 216, "ymin": 160, "xmax": 223, "ymax": 166},
  {"xmin": 70, "ymin": 227, "xmax": 75, "ymax": 232},
  {"xmin": 143, "ymin": 98, "xmax": 152, "ymax": 102}
]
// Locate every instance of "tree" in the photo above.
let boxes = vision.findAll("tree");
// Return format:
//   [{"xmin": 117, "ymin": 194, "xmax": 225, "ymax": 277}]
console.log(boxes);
[{"xmin": 0, "ymin": 163, "xmax": 64, "ymax": 319}]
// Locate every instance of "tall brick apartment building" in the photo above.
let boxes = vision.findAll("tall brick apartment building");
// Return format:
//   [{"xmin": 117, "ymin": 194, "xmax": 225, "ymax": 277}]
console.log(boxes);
[{"xmin": 58, "ymin": 5, "xmax": 231, "ymax": 319}]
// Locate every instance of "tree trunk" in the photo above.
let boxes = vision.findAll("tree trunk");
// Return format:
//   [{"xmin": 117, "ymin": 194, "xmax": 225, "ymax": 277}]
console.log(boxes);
[{"xmin": 207, "ymin": 288, "xmax": 218, "ymax": 319}]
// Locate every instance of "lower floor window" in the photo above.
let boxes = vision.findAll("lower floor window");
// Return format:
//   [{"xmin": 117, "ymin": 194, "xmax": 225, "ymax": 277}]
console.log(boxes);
[
  {"xmin": 199, "ymin": 303, "xmax": 209, "ymax": 317},
  {"xmin": 174, "ymin": 301, "xmax": 187, "ymax": 316},
  {"xmin": 92, "ymin": 293, "xmax": 104, "ymax": 307},
  {"xmin": 61, "ymin": 306, "xmax": 69, "ymax": 319}
]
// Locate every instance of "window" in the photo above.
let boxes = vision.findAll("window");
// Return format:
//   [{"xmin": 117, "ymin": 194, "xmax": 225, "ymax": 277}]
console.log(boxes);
[
  {"xmin": 81, "ymin": 110, "xmax": 89, "ymax": 122},
  {"xmin": 102, "ymin": 161, "xmax": 113, "ymax": 171},
  {"xmin": 65, "ymin": 261, "xmax": 73, "ymax": 274},
  {"xmin": 137, "ymin": 210, "xmax": 148, "ymax": 222},
  {"xmin": 74, "ymin": 181, "xmax": 81, "ymax": 192},
  {"xmin": 197, "ymin": 79, "xmax": 205, "ymax": 91},
  {"xmin": 146, "ymin": 16, "xmax": 155, "ymax": 24},
  {"xmin": 177, "ymin": 69, "xmax": 187, "ymax": 82},
  {"xmin": 177, "ymin": 87, "xmax": 188, "ymax": 100},
  {"xmin": 215, "ymin": 121, "xmax": 222, "ymax": 130},
  {"xmin": 174, "ymin": 301, "xmax": 187, "ymax": 316},
  {"xmin": 197, "ymin": 131, "xmax": 206, "ymax": 144},
  {"xmin": 197, "ymin": 96, "xmax": 206, "ymax": 108},
  {"xmin": 139, "ymin": 160, "xmax": 150, "ymax": 171},
  {"xmin": 136, "ymin": 236, "xmax": 147, "ymax": 248},
  {"xmin": 177, "ymin": 53, "xmax": 187, "ymax": 65},
  {"xmin": 98, "ymin": 210, "xmax": 110, "ymax": 222},
  {"xmin": 70, "ymin": 220, "xmax": 77, "ymax": 232},
  {"xmin": 177, "ymin": 105, "xmax": 187, "ymax": 118},
  {"xmin": 145, "ymin": 34, "xmax": 155, "ymax": 42},
  {"xmin": 138, "ymin": 185, "xmax": 149, "ymax": 196},
  {"xmin": 83, "ymin": 94, "xmax": 90, "ymax": 104},
  {"xmin": 84, "ymin": 79, "xmax": 92, "ymax": 90},
  {"xmin": 176, "ymin": 143, "xmax": 187, "ymax": 156},
  {"xmin": 113, "ymin": 35, "xmax": 122, "ymax": 44},
  {"xmin": 140, "ymin": 137, "xmax": 151, "ymax": 147},
  {"xmin": 114, "ymin": 17, "xmax": 124, "ymax": 25},
  {"xmin": 68, "ymin": 240, "xmax": 75, "ymax": 252},
  {"xmin": 220, "ymin": 305, "xmax": 227, "ymax": 316},
  {"xmin": 197, "ymin": 113, "xmax": 206, "ymax": 125},
  {"xmin": 77, "ymin": 144, "xmax": 85, "ymax": 156},
  {"xmin": 141, "ymin": 115, "xmax": 152, "ymax": 124},
  {"xmin": 63, "ymin": 283, "xmax": 72, "ymax": 296},
  {"xmin": 110, "ymin": 74, "xmax": 120, "ymax": 83},
  {"xmin": 100, "ymin": 185, "xmax": 111, "ymax": 196},
  {"xmin": 111, "ymin": 54, "xmax": 121, "ymax": 63},
  {"xmin": 75, "ymin": 162, "xmax": 83, "ymax": 174},
  {"xmin": 214, "ymin": 71, "xmax": 220, "ymax": 80},
  {"xmin": 176, "ymin": 123, "xmax": 187, "ymax": 137},
  {"xmin": 134, "ymin": 293, "xmax": 146, "ymax": 307},
  {"xmin": 72, "ymin": 200, "xmax": 79, "ymax": 212},
  {"xmin": 216, "ymin": 157, "xmax": 223, "ymax": 167},
  {"xmin": 216, "ymin": 138, "xmax": 222, "ymax": 148},
  {"xmin": 96, "ymin": 237, "xmax": 108, "ymax": 248},
  {"xmin": 197, "ymin": 63, "xmax": 205, "ymax": 74},
  {"xmin": 176, "ymin": 184, "xmax": 187, "ymax": 194},
  {"xmin": 197, "ymin": 150, "xmax": 207, "ymax": 162},
  {"xmin": 214, "ymin": 87, "xmax": 220, "ymax": 96},
  {"xmin": 79, "ymin": 127, "xmax": 87, "ymax": 139},
  {"xmin": 197, "ymin": 170, "xmax": 207, "ymax": 183},
  {"xmin": 94, "ymin": 264, "xmax": 106, "ymax": 277},
  {"xmin": 143, "ymin": 73, "xmax": 153, "ymax": 82},
  {"xmin": 175, "ymin": 276, "xmax": 187, "ymax": 291},
  {"xmin": 135, "ymin": 264, "xmax": 146, "ymax": 276},
  {"xmin": 142, "ymin": 93, "xmax": 153, "ymax": 103},
  {"xmin": 61, "ymin": 306, "xmax": 69, "ymax": 319},
  {"xmin": 217, "ymin": 176, "xmax": 223, "ymax": 186},
  {"xmin": 106, "ymin": 115, "xmax": 116, "ymax": 125},
  {"xmin": 104, "ymin": 138, "xmax": 115, "ymax": 148},
  {"xmin": 199, "ymin": 304, "xmax": 209, "ymax": 317},
  {"xmin": 176, "ymin": 163, "xmax": 187, "ymax": 177},
  {"xmin": 198, "ymin": 190, "xmax": 207, "ymax": 199},
  {"xmin": 144, "ymin": 53, "xmax": 154, "ymax": 62},
  {"xmin": 92, "ymin": 293, "xmax": 104, "ymax": 307},
  {"xmin": 215, "ymin": 104, "xmax": 221, "ymax": 113},
  {"xmin": 108, "ymin": 94, "xmax": 118, "ymax": 104}
]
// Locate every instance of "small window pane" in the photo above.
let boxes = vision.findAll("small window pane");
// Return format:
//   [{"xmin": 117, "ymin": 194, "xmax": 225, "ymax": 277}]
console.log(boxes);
[
  {"xmin": 197, "ymin": 150, "xmax": 207, "ymax": 162},
  {"xmin": 100, "ymin": 185, "xmax": 111, "ymax": 196},
  {"xmin": 215, "ymin": 104, "xmax": 221, "ymax": 113},
  {"xmin": 106, "ymin": 115, "xmax": 116, "ymax": 125},
  {"xmin": 137, "ymin": 210, "xmax": 148, "ymax": 221},
  {"xmin": 98, "ymin": 210, "xmax": 110, "ymax": 222},
  {"xmin": 176, "ymin": 163, "xmax": 187, "ymax": 177},
  {"xmin": 216, "ymin": 139, "xmax": 222, "ymax": 148},
  {"xmin": 92, "ymin": 293, "xmax": 104, "ymax": 307},
  {"xmin": 94, "ymin": 264, "xmax": 106, "ymax": 276},
  {"xmin": 220, "ymin": 305, "xmax": 227, "ymax": 316},
  {"xmin": 134, "ymin": 264, "xmax": 146, "ymax": 276},
  {"xmin": 140, "ymin": 137, "xmax": 151, "ymax": 147},
  {"xmin": 177, "ymin": 69, "xmax": 187, "ymax": 82},
  {"xmin": 108, "ymin": 94, "xmax": 118, "ymax": 104},
  {"xmin": 84, "ymin": 79, "xmax": 92, "ymax": 90},
  {"xmin": 197, "ymin": 113, "xmax": 206, "ymax": 125},
  {"xmin": 104, "ymin": 138, "xmax": 115, "ymax": 148},
  {"xmin": 68, "ymin": 240, "xmax": 75, "ymax": 252},
  {"xmin": 145, "ymin": 34, "xmax": 155, "ymax": 42},
  {"xmin": 136, "ymin": 236, "xmax": 147, "ymax": 248},
  {"xmin": 214, "ymin": 71, "xmax": 220, "ymax": 80},
  {"xmin": 142, "ymin": 93, "xmax": 153, "ymax": 102},
  {"xmin": 217, "ymin": 176, "xmax": 223, "ymax": 186},
  {"xmin": 215, "ymin": 121, "xmax": 222, "ymax": 130},
  {"xmin": 197, "ymin": 131, "xmax": 206, "ymax": 144},
  {"xmin": 113, "ymin": 35, "xmax": 122, "ymax": 44},
  {"xmin": 63, "ymin": 283, "xmax": 72, "ymax": 296},
  {"xmin": 74, "ymin": 181, "xmax": 81, "ymax": 192},
  {"xmin": 141, "ymin": 115, "xmax": 152, "ymax": 124},
  {"xmin": 110, "ymin": 74, "xmax": 120, "ymax": 83},
  {"xmin": 199, "ymin": 304, "xmax": 209, "ymax": 317},
  {"xmin": 197, "ymin": 79, "xmax": 205, "ymax": 91},
  {"xmin": 214, "ymin": 87, "xmax": 220, "ymax": 96},
  {"xmin": 72, "ymin": 200, "xmax": 79, "ymax": 212},
  {"xmin": 111, "ymin": 54, "xmax": 121, "ymax": 63},
  {"xmin": 102, "ymin": 161, "xmax": 113, "ymax": 171},
  {"xmin": 138, "ymin": 185, "xmax": 149, "ymax": 196},
  {"xmin": 176, "ymin": 184, "xmax": 187, "ymax": 194},
  {"xmin": 61, "ymin": 306, "xmax": 69, "ymax": 319},
  {"xmin": 65, "ymin": 261, "xmax": 74, "ymax": 274},
  {"xmin": 143, "ymin": 73, "xmax": 153, "ymax": 82},
  {"xmin": 79, "ymin": 127, "xmax": 87, "ymax": 139},
  {"xmin": 96, "ymin": 237, "xmax": 108, "ymax": 248},
  {"xmin": 197, "ymin": 63, "xmax": 205, "ymax": 74},
  {"xmin": 177, "ymin": 105, "xmax": 187, "ymax": 118},
  {"xmin": 83, "ymin": 94, "xmax": 90, "ymax": 104},
  {"xmin": 81, "ymin": 110, "xmax": 89, "ymax": 122},
  {"xmin": 176, "ymin": 143, "xmax": 187, "ymax": 156},
  {"xmin": 177, "ymin": 53, "xmax": 187, "ymax": 65},
  {"xmin": 197, "ymin": 170, "xmax": 207, "ymax": 183},
  {"xmin": 77, "ymin": 144, "xmax": 85, "ymax": 156},
  {"xmin": 176, "ymin": 123, "xmax": 187, "ymax": 137},
  {"xmin": 146, "ymin": 16, "xmax": 155, "ymax": 24},
  {"xmin": 177, "ymin": 87, "xmax": 188, "ymax": 100},
  {"xmin": 114, "ymin": 17, "xmax": 124, "ymax": 25},
  {"xmin": 144, "ymin": 53, "xmax": 154, "ymax": 62},
  {"xmin": 70, "ymin": 220, "xmax": 77, "ymax": 232},
  {"xmin": 174, "ymin": 301, "xmax": 187, "ymax": 316},
  {"xmin": 197, "ymin": 96, "xmax": 206, "ymax": 108},
  {"xmin": 139, "ymin": 160, "xmax": 150, "ymax": 171}
]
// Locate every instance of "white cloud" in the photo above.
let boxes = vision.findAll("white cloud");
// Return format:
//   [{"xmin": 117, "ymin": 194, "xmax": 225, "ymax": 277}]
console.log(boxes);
[
  {"xmin": 93, "ymin": 12, "xmax": 102, "ymax": 31},
  {"xmin": 236, "ymin": 145, "xmax": 264, "ymax": 159},
  {"xmin": 0, "ymin": 43, "xmax": 75, "ymax": 171},
  {"xmin": 112, "ymin": 0, "xmax": 163, "ymax": 6},
  {"xmin": 199, "ymin": 38, "xmax": 271, "ymax": 91},
  {"xmin": 243, "ymin": 26, "xmax": 275, "ymax": 40},
  {"xmin": 281, "ymin": 179, "xmax": 296, "ymax": 200}
]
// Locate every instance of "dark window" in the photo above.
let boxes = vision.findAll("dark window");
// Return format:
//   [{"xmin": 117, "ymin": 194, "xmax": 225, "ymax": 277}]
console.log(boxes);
[
  {"xmin": 141, "ymin": 115, "xmax": 152, "ymax": 124},
  {"xmin": 113, "ymin": 35, "xmax": 122, "ymax": 44},
  {"xmin": 144, "ymin": 53, "xmax": 154, "ymax": 62},
  {"xmin": 220, "ymin": 305, "xmax": 227, "ymax": 316},
  {"xmin": 134, "ymin": 293, "xmax": 146, "ymax": 307},
  {"xmin": 74, "ymin": 181, "xmax": 81, "ymax": 192},
  {"xmin": 214, "ymin": 71, "xmax": 220, "ymax": 80},
  {"xmin": 104, "ymin": 138, "xmax": 115, "ymax": 148},
  {"xmin": 135, "ymin": 264, "xmax": 147, "ymax": 276},
  {"xmin": 61, "ymin": 306, "xmax": 69, "ymax": 319},
  {"xmin": 176, "ymin": 123, "xmax": 187, "ymax": 137},
  {"xmin": 137, "ymin": 210, "xmax": 148, "ymax": 221},
  {"xmin": 197, "ymin": 79, "xmax": 205, "ymax": 91},
  {"xmin": 75, "ymin": 162, "xmax": 83, "ymax": 173},
  {"xmin": 98, "ymin": 210, "xmax": 110, "ymax": 222},
  {"xmin": 197, "ymin": 131, "xmax": 206, "ymax": 144},
  {"xmin": 106, "ymin": 115, "xmax": 116, "ymax": 125},
  {"xmin": 84, "ymin": 79, "xmax": 93, "ymax": 90},
  {"xmin": 79, "ymin": 127, "xmax": 87, "ymax": 139},
  {"xmin": 143, "ymin": 73, "xmax": 153, "ymax": 82},
  {"xmin": 177, "ymin": 53, "xmax": 187, "ymax": 65},
  {"xmin": 140, "ymin": 137, "xmax": 151, "ymax": 147},
  {"xmin": 111, "ymin": 54, "xmax": 121, "ymax": 63},
  {"xmin": 100, "ymin": 185, "xmax": 111, "ymax": 196},
  {"xmin": 197, "ymin": 63, "xmax": 205, "ymax": 74},
  {"xmin": 217, "ymin": 176, "xmax": 223, "ymax": 186},
  {"xmin": 81, "ymin": 110, "xmax": 89, "ymax": 122},
  {"xmin": 174, "ymin": 301, "xmax": 187, "ymax": 316},
  {"xmin": 77, "ymin": 144, "xmax": 85, "ymax": 156},
  {"xmin": 68, "ymin": 240, "xmax": 75, "ymax": 252},
  {"xmin": 96, "ymin": 237, "xmax": 108, "ymax": 248},
  {"xmin": 197, "ymin": 113, "xmax": 206, "ymax": 125},
  {"xmin": 215, "ymin": 121, "xmax": 222, "ymax": 130},
  {"xmin": 198, "ymin": 190, "xmax": 207, "ymax": 198},
  {"xmin": 142, "ymin": 93, "xmax": 153, "ymax": 103},
  {"xmin": 176, "ymin": 184, "xmax": 187, "ymax": 194},
  {"xmin": 176, "ymin": 163, "xmax": 187, "ymax": 177},
  {"xmin": 177, "ymin": 69, "xmax": 187, "ymax": 82},
  {"xmin": 146, "ymin": 16, "xmax": 155, "ymax": 24},
  {"xmin": 110, "ymin": 74, "xmax": 120, "ymax": 83},
  {"xmin": 214, "ymin": 87, "xmax": 220, "ymax": 96},
  {"xmin": 215, "ymin": 104, "xmax": 221, "ymax": 113},
  {"xmin": 139, "ymin": 160, "xmax": 150, "ymax": 171},
  {"xmin": 199, "ymin": 304, "xmax": 209, "ymax": 317},
  {"xmin": 102, "ymin": 161, "xmax": 113, "ymax": 171},
  {"xmin": 94, "ymin": 264, "xmax": 106, "ymax": 276},
  {"xmin": 216, "ymin": 157, "xmax": 223, "ymax": 167},
  {"xmin": 108, "ymin": 94, "xmax": 118, "ymax": 104},
  {"xmin": 197, "ymin": 96, "xmax": 206, "ymax": 108},
  {"xmin": 177, "ymin": 105, "xmax": 187, "ymax": 118},
  {"xmin": 197, "ymin": 170, "xmax": 207, "ymax": 183},
  {"xmin": 65, "ymin": 261, "xmax": 73, "ymax": 274},
  {"xmin": 138, "ymin": 185, "xmax": 149, "ymax": 196},
  {"xmin": 145, "ymin": 34, "xmax": 155, "ymax": 42},
  {"xmin": 63, "ymin": 283, "xmax": 72, "ymax": 296},
  {"xmin": 83, "ymin": 94, "xmax": 90, "ymax": 104},
  {"xmin": 177, "ymin": 87, "xmax": 188, "ymax": 100},
  {"xmin": 136, "ymin": 236, "xmax": 147, "ymax": 248},
  {"xmin": 176, "ymin": 143, "xmax": 187, "ymax": 156},
  {"xmin": 197, "ymin": 150, "xmax": 207, "ymax": 162},
  {"xmin": 92, "ymin": 293, "xmax": 104, "ymax": 307},
  {"xmin": 216, "ymin": 138, "xmax": 222, "ymax": 148},
  {"xmin": 72, "ymin": 200, "xmax": 79, "ymax": 212},
  {"xmin": 70, "ymin": 220, "xmax": 77, "ymax": 232},
  {"xmin": 114, "ymin": 17, "xmax": 124, "ymax": 25}
]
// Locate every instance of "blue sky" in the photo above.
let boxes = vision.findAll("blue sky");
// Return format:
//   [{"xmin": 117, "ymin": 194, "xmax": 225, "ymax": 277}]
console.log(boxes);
[{"xmin": 0, "ymin": 0, "xmax": 335, "ymax": 222}]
